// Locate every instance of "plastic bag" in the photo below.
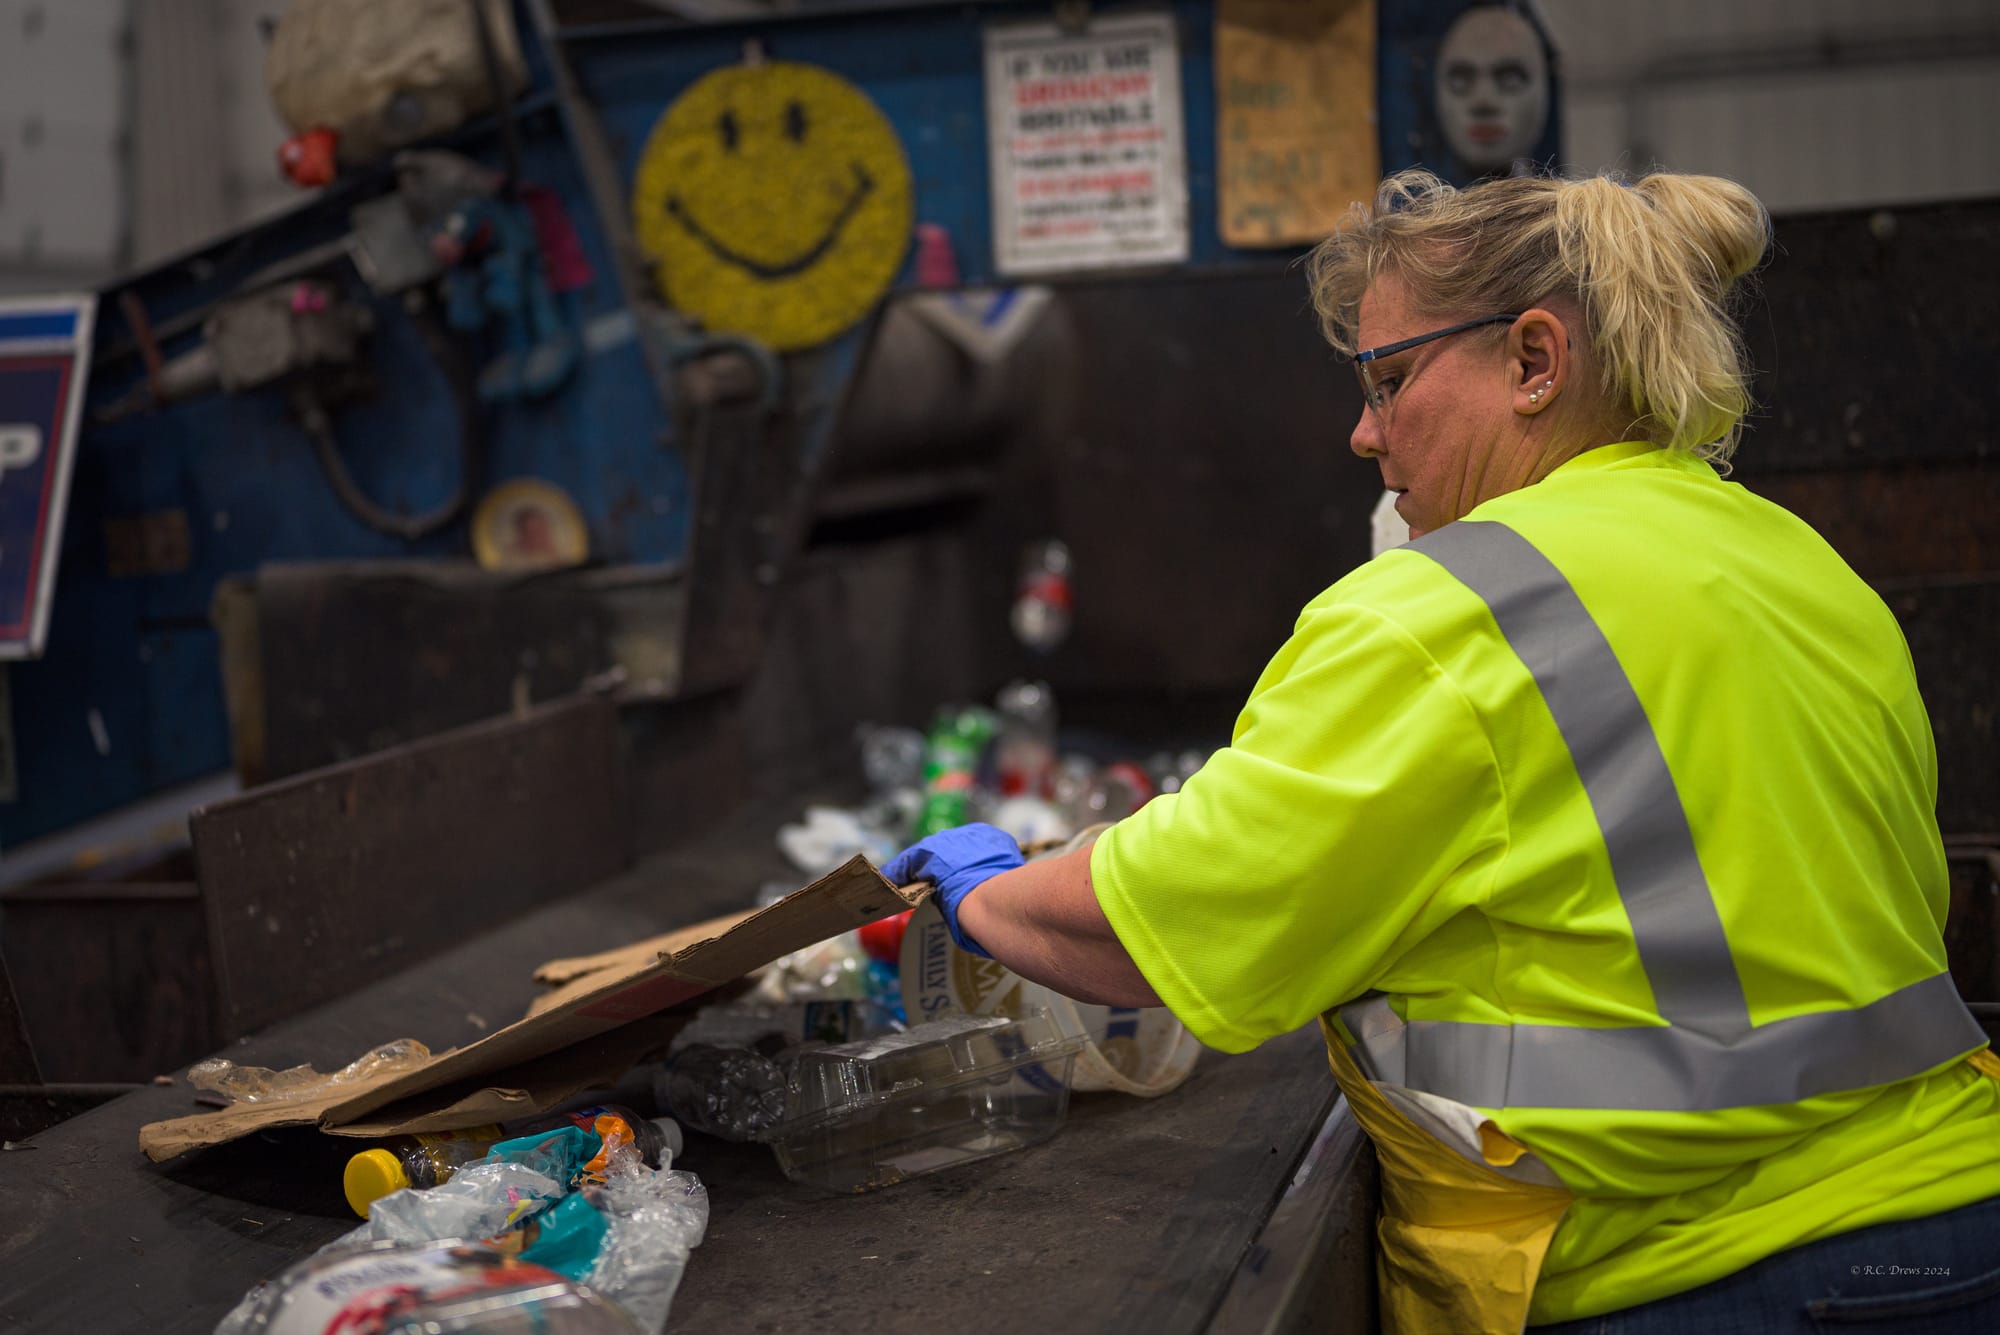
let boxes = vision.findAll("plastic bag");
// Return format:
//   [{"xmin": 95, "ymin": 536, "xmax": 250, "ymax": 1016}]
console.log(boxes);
[
  {"xmin": 217, "ymin": 1124, "xmax": 707, "ymax": 1334},
  {"xmin": 188, "ymin": 1039, "xmax": 432, "ymax": 1106}
]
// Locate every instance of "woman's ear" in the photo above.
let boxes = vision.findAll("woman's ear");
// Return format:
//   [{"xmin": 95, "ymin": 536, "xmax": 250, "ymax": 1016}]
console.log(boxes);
[{"xmin": 1509, "ymin": 308, "xmax": 1571, "ymax": 415}]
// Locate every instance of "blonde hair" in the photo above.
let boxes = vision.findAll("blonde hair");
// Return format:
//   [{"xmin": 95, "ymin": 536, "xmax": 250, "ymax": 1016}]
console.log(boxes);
[{"xmin": 1306, "ymin": 169, "xmax": 1770, "ymax": 463}]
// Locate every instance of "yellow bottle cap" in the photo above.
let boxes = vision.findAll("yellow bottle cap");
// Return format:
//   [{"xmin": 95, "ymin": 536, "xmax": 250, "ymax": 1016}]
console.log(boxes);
[{"xmin": 343, "ymin": 1148, "xmax": 412, "ymax": 1219}]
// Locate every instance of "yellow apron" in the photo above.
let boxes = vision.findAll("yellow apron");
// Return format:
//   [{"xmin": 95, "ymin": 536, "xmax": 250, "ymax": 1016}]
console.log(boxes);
[
  {"xmin": 1320, "ymin": 1016, "xmax": 1574, "ymax": 1335},
  {"xmin": 1321, "ymin": 1023, "xmax": 2000, "ymax": 1335}
]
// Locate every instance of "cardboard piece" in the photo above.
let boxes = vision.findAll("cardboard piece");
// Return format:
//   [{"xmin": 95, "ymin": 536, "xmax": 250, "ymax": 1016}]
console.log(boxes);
[
  {"xmin": 140, "ymin": 856, "xmax": 922, "ymax": 1161},
  {"xmin": 328, "ymin": 1013, "xmax": 689, "ymax": 1138}
]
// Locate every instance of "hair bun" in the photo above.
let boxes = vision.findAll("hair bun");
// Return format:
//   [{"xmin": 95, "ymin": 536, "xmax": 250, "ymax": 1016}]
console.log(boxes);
[{"xmin": 1632, "ymin": 173, "xmax": 1771, "ymax": 287}]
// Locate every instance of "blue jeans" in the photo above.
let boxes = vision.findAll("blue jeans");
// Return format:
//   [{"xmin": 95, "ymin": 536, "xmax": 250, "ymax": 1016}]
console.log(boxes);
[{"xmin": 1530, "ymin": 1192, "xmax": 2000, "ymax": 1333}]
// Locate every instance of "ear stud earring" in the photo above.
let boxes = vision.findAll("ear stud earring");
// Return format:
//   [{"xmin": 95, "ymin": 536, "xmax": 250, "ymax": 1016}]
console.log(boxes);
[{"xmin": 1528, "ymin": 379, "xmax": 1555, "ymax": 404}]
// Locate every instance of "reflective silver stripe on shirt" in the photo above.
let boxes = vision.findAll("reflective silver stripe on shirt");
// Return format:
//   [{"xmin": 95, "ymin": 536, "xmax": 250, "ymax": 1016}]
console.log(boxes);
[
  {"xmin": 1414, "ymin": 519, "xmax": 1749, "ymax": 1040},
  {"xmin": 1347, "ymin": 518, "xmax": 1989, "ymax": 1111},
  {"xmin": 1339, "ymin": 976, "xmax": 1986, "ymax": 1111}
]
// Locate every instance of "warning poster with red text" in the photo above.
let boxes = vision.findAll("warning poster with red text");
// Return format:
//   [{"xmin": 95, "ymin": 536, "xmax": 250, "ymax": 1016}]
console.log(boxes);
[{"xmin": 984, "ymin": 13, "xmax": 1189, "ymax": 276}]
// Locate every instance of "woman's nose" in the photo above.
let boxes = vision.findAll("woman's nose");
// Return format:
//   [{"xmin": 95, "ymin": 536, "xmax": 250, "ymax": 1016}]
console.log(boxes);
[{"xmin": 1350, "ymin": 407, "xmax": 1384, "ymax": 459}]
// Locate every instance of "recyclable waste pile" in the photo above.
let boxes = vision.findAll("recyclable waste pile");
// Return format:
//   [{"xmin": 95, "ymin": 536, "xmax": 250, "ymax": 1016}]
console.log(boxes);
[
  {"xmin": 215, "ymin": 1104, "xmax": 708, "ymax": 1334},
  {"xmin": 749, "ymin": 680, "xmax": 1214, "ymax": 1111},
  {"xmin": 758, "ymin": 677, "xmax": 1213, "ymax": 1012},
  {"xmin": 207, "ymin": 680, "xmax": 1217, "ymax": 1330}
]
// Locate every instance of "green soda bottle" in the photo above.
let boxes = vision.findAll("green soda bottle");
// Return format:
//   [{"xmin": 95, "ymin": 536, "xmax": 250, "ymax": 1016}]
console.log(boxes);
[{"xmin": 913, "ymin": 706, "xmax": 999, "ymax": 838}]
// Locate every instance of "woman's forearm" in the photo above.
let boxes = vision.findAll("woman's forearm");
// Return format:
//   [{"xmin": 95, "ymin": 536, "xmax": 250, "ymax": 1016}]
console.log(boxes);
[{"xmin": 954, "ymin": 842, "xmax": 1164, "ymax": 1008}]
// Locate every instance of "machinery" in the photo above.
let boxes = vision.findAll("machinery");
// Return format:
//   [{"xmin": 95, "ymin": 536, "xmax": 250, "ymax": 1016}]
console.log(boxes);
[{"xmin": 0, "ymin": 0, "xmax": 1561, "ymax": 852}]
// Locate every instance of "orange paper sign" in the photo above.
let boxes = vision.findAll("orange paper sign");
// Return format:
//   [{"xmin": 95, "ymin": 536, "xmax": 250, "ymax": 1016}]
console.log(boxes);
[{"xmin": 1216, "ymin": 0, "xmax": 1379, "ymax": 248}]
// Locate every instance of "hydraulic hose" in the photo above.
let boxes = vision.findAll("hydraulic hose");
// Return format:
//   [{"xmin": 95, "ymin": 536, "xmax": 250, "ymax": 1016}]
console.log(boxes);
[{"xmin": 299, "ymin": 297, "xmax": 484, "ymax": 542}]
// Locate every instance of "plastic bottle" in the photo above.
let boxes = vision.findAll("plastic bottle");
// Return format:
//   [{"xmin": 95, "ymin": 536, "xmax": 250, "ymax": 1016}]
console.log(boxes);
[
  {"xmin": 992, "ymin": 679, "xmax": 1058, "ymax": 798},
  {"xmin": 1056, "ymin": 758, "xmax": 1155, "ymax": 828},
  {"xmin": 912, "ymin": 706, "xmax": 998, "ymax": 838},
  {"xmin": 343, "ymin": 1125, "xmax": 506, "ymax": 1217},
  {"xmin": 856, "ymin": 722, "xmax": 926, "ymax": 793},
  {"xmin": 218, "ymin": 1240, "xmax": 641, "ymax": 1334},
  {"xmin": 1146, "ymin": 747, "xmax": 1212, "ymax": 795},
  {"xmin": 1050, "ymin": 753, "xmax": 1100, "ymax": 829},
  {"xmin": 653, "ymin": 1043, "xmax": 790, "ymax": 1142},
  {"xmin": 1085, "ymin": 761, "xmax": 1156, "ymax": 823},
  {"xmin": 344, "ymin": 1106, "xmax": 681, "ymax": 1218},
  {"xmin": 671, "ymin": 998, "xmax": 903, "ymax": 1050},
  {"xmin": 1011, "ymin": 538, "xmax": 1074, "ymax": 652}
]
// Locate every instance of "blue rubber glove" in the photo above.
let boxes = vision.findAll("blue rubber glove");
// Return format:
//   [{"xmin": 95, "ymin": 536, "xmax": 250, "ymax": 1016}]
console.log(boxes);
[{"xmin": 878, "ymin": 823, "xmax": 1025, "ymax": 960}]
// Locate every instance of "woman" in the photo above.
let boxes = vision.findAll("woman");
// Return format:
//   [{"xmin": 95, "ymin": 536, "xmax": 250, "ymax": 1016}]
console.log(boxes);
[{"xmin": 882, "ymin": 170, "xmax": 2000, "ymax": 1332}]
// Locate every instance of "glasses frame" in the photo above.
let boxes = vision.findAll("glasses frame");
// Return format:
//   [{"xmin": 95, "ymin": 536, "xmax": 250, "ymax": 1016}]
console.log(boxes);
[{"xmin": 1352, "ymin": 313, "xmax": 1521, "ymax": 421}]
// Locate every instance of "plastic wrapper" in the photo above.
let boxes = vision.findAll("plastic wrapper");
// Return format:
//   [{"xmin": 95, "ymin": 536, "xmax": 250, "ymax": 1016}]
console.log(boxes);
[
  {"xmin": 775, "ymin": 804, "xmax": 902, "ymax": 877},
  {"xmin": 189, "ymin": 1039, "xmax": 433, "ymax": 1105},
  {"xmin": 753, "ymin": 930, "xmax": 884, "ymax": 1004},
  {"xmin": 217, "ymin": 1124, "xmax": 707, "ymax": 1334},
  {"xmin": 215, "ymin": 1240, "xmax": 641, "ymax": 1334},
  {"xmin": 988, "ymin": 794, "xmax": 1073, "ymax": 847}
]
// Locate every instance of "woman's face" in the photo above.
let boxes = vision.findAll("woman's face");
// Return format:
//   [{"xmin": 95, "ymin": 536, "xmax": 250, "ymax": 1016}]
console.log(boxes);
[
  {"xmin": 1348, "ymin": 276, "xmax": 1520, "ymax": 540},
  {"xmin": 1435, "ymin": 8, "xmax": 1550, "ymax": 173}
]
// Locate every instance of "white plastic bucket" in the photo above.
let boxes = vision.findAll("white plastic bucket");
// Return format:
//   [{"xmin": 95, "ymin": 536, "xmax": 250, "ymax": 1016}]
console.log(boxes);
[{"xmin": 898, "ymin": 900, "xmax": 1202, "ymax": 1098}]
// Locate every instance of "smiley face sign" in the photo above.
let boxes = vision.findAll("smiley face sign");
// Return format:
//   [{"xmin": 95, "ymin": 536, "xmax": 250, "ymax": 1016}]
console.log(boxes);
[{"xmin": 631, "ymin": 62, "xmax": 914, "ymax": 352}]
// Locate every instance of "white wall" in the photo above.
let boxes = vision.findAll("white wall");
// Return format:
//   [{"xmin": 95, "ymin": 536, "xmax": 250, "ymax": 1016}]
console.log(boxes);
[
  {"xmin": 0, "ymin": 0, "xmax": 129, "ymax": 291},
  {"xmin": 1538, "ymin": 0, "xmax": 2000, "ymax": 214},
  {"xmin": 0, "ymin": 0, "xmax": 293, "ymax": 293},
  {"xmin": 129, "ymin": 0, "xmax": 293, "ymax": 267}
]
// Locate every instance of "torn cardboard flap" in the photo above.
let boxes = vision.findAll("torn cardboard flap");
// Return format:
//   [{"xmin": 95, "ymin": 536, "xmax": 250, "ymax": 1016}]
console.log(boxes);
[
  {"xmin": 329, "ymin": 1013, "xmax": 687, "ymax": 1138},
  {"xmin": 138, "ymin": 1056, "xmax": 425, "ymax": 1160},
  {"xmin": 141, "ymin": 855, "xmax": 924, "ymax": 1161},
  {"xmin": 530, "ymin": 908, "xmax": 761, "ymax": 992}
]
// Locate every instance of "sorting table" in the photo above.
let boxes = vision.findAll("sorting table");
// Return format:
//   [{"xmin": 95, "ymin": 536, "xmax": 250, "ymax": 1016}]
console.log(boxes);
[{"xmin": 0, "ymin": 793, "xmax": 1374, "ymax": 1333}]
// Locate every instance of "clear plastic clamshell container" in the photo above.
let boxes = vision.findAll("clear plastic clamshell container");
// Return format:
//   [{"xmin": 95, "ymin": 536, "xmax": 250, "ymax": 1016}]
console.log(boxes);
[{"xmin": 769, "ymin": 1007, "xmax": 1087, "ymax": 1193}]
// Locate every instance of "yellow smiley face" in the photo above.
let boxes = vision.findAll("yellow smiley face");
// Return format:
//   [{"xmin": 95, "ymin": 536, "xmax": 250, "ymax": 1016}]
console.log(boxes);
[{"xmin": 631, "ymin": 62, "xmax": 914, "ymax": 352}]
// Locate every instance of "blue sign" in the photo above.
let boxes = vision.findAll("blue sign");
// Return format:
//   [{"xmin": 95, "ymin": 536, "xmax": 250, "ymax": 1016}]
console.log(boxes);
[{"xmin": 0, "ymin": 295, "xmax": 94, "ymax": 659}]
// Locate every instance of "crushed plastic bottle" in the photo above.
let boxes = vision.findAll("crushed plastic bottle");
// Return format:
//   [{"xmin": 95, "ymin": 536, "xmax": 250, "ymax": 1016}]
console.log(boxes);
[
  {"xmin": 343, "ymin": 1106, "xmax": 684, "ymax": 1219},
  {"xmin": 188, "ymin": 1039, "xmax": 432, "ymax": 1106},
  {"xmin": 1010, "ymin": 538, "xmax": 1074, "ymax": 652},
  {"xmin": 653, "ymin": 1044, "xmax": 790, "ymax": 1142}
]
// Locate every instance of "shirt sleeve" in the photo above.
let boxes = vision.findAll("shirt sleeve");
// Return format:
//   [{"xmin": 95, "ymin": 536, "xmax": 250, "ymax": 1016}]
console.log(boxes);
[{"xmin": 1091, "ymin": 598, "xmax": 1508, "ymax": 1052}]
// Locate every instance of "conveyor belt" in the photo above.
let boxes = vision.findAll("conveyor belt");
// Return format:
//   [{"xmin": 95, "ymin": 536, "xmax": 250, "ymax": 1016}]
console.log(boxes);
[{"xmin": 0, "ymin": 790, "xmax": 1358, "ymax": 1333}]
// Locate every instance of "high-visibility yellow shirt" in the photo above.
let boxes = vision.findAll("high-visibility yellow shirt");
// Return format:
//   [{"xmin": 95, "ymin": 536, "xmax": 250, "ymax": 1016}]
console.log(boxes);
[{"xmin": 1093, "ymin": 440, "xmax": 2000, "ymax": 1323}]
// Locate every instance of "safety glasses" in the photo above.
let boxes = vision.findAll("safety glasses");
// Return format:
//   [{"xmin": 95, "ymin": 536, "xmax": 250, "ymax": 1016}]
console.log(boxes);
[{"xmin": 1352, "ymin": 313, "xmax": 1520, "ymax": 428}]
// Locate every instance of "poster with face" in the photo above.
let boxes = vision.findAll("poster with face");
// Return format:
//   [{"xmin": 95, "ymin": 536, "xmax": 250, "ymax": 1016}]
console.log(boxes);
[
  {"xmin": 1376, "ymin": 0, "xmax": 1561, "ymax": 187},
  {"xmin": 1435, "ymin": 6, "xmax": 1551, "ymax": 174}
]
